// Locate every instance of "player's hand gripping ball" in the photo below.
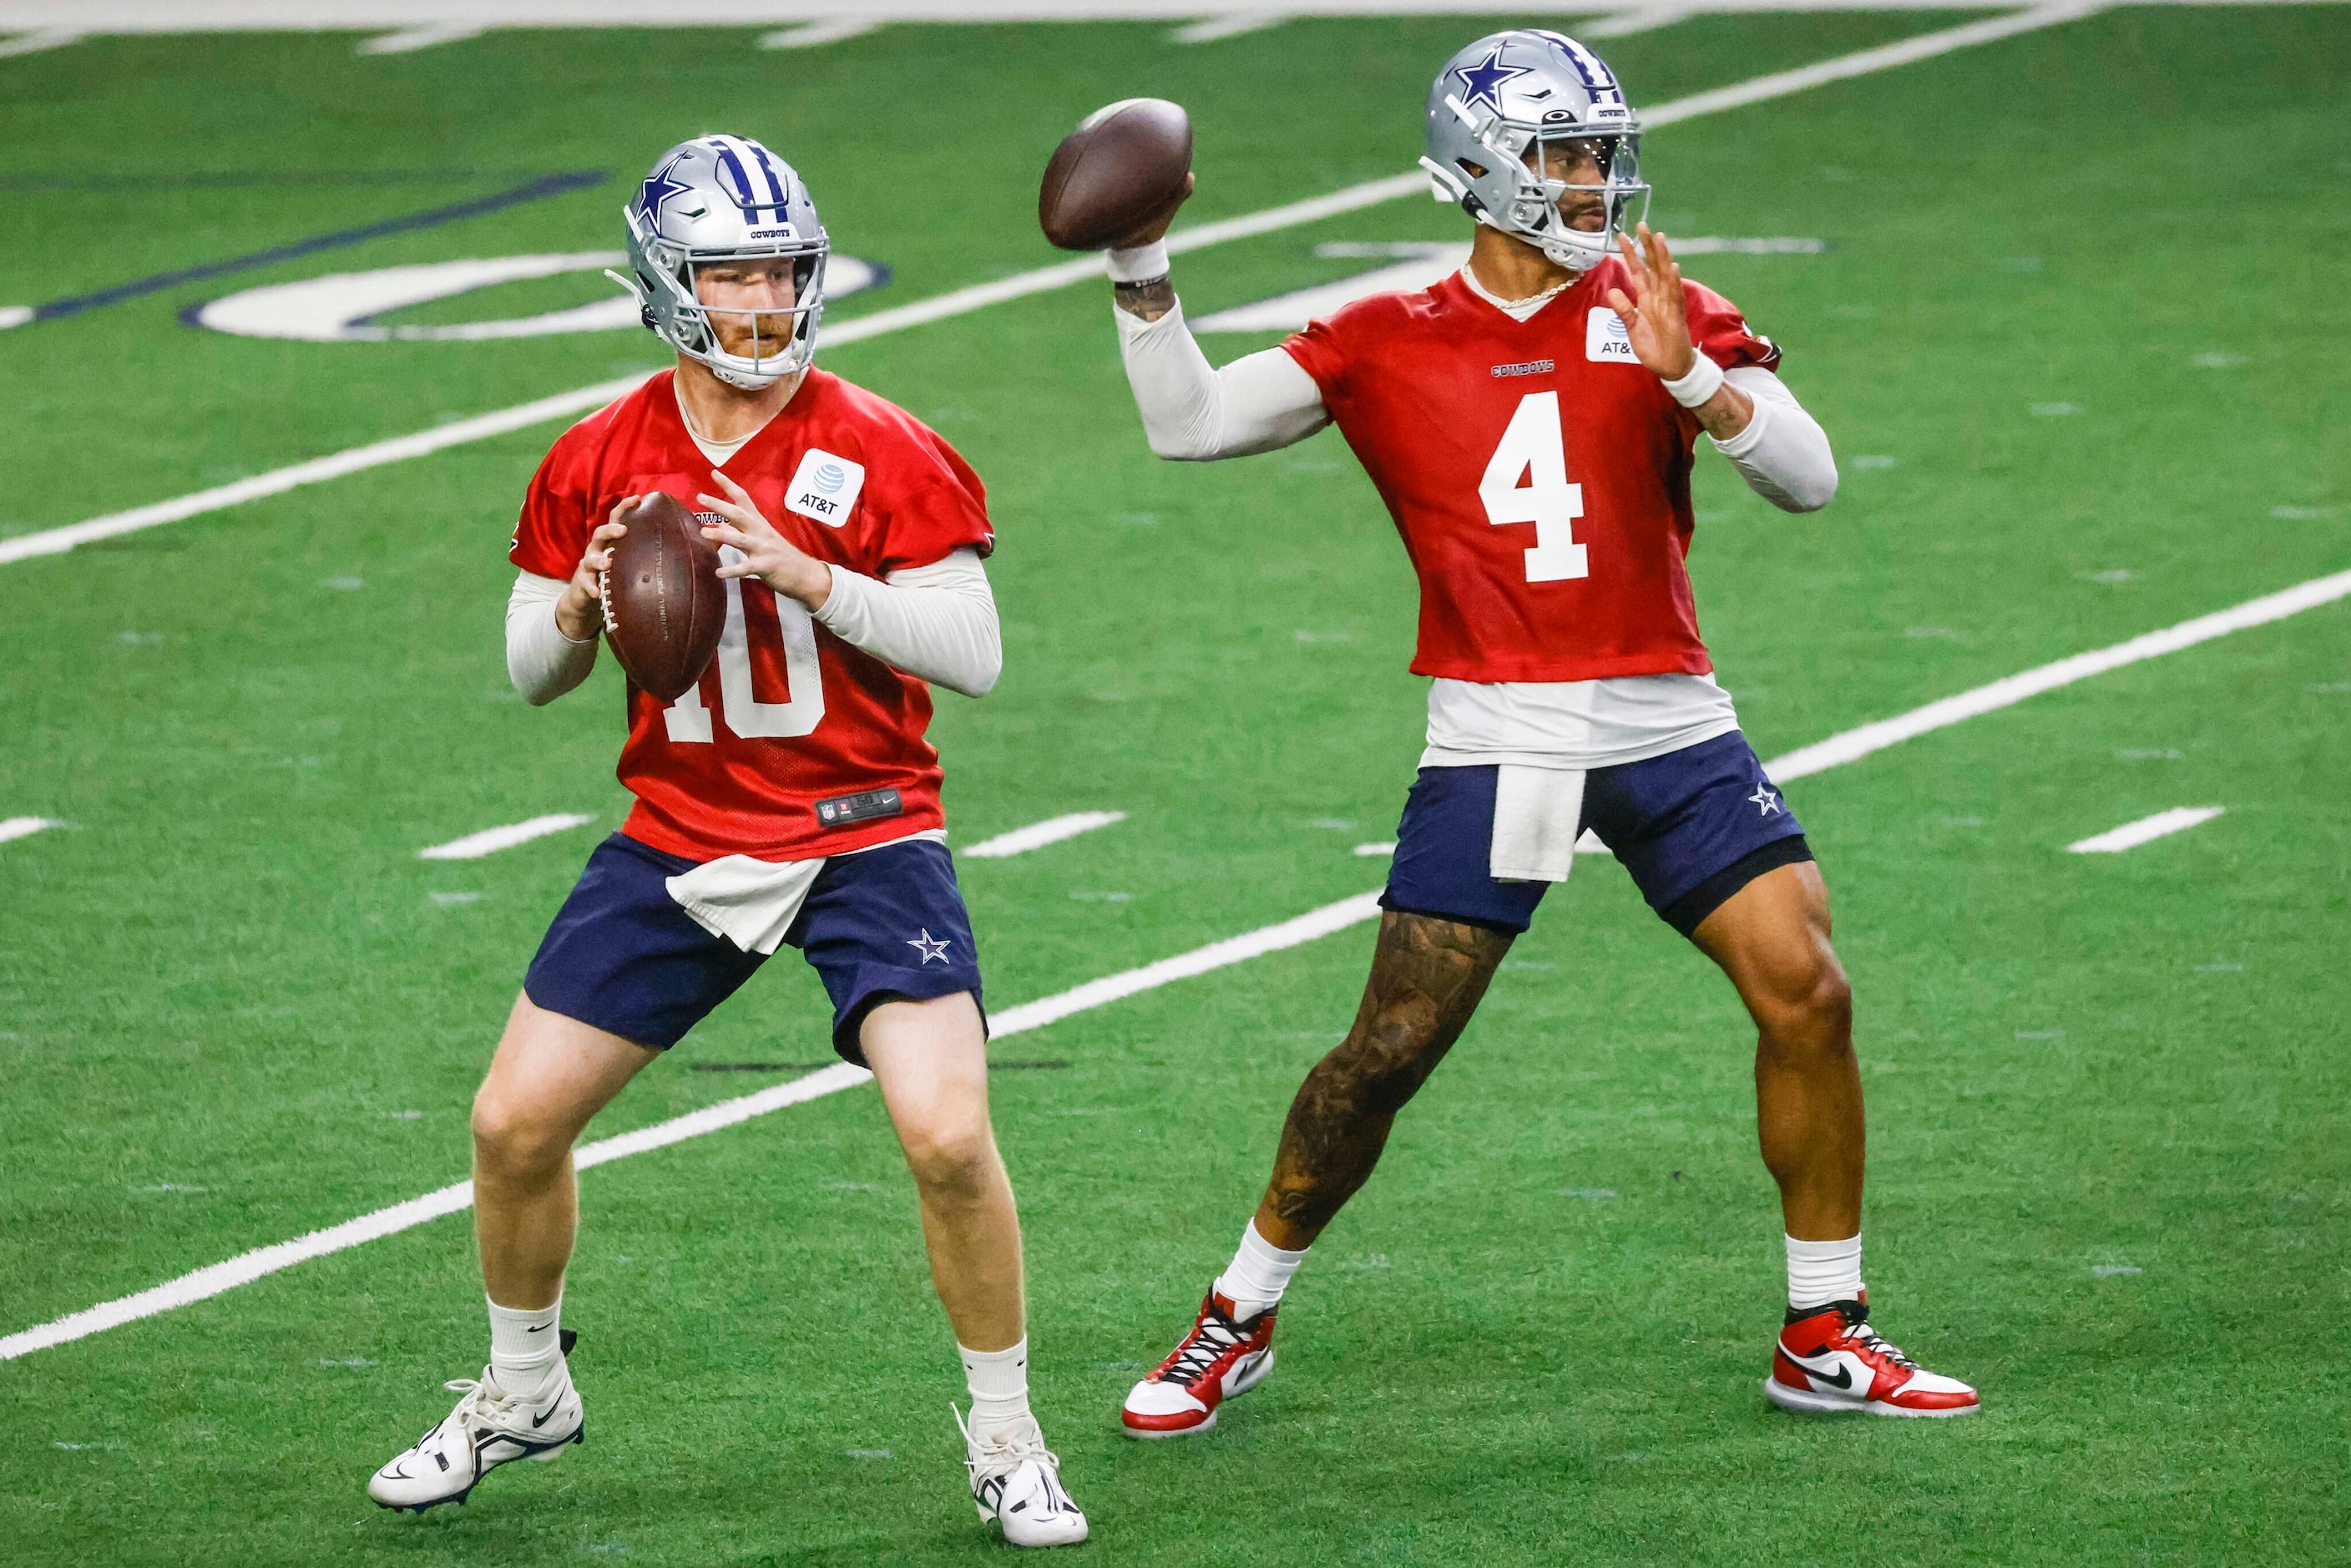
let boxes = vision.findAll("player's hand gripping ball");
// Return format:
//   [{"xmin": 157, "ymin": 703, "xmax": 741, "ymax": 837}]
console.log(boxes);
[
  {"xmin": 599, "ymin": 492, "xmax": 726, "ymax": 702},
  {"xmin": 1038, "ymin": 98, "xmax": 1194, "ymax": 250}
]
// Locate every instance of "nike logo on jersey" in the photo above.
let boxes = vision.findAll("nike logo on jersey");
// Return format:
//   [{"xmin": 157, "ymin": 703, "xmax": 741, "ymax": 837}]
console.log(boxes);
[
  {"xmin": 1585, "ymin": 307, "xmax": 1638, "ymax": 364},
  {"xmin": 783, "ymin": 448, "xmax": 866, "ymax": 526}
]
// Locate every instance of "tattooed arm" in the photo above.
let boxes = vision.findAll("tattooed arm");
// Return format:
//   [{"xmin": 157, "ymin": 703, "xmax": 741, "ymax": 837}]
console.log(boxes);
[{"xmin": 1252, "ymin": 911, "xmax": 1514, "ymax": 1249}]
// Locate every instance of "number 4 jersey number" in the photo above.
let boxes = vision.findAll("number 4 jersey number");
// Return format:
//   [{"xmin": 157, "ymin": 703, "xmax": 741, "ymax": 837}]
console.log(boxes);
[
  {"xmin": 1479, "ymin": 391, "xmax": 1589, "ymax": 584},
  {"xmin": 663, "ymin": 545, "xmax": 826, "ymax": 742}
]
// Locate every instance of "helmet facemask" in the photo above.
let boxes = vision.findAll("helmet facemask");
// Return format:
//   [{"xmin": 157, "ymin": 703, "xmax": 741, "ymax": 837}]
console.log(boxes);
[
  {"xmin": 1438, "ymin": 96, "xmax": 1649, "ymax": 274},
  {"xmin": 617, "ymin": 210, "xmax": 827, "ymax": 389}
]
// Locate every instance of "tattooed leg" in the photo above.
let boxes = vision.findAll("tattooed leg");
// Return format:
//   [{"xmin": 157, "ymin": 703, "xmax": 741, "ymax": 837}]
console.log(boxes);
[{"xmin": 1251, "ymin": 911, "xmax": 1514, "ymax": 1251}]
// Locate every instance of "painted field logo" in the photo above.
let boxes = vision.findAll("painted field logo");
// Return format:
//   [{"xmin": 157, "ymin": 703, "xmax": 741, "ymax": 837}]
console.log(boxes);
[{"xmin": 785, "ymin": 448, "xmax": 867, "ymax": 525}]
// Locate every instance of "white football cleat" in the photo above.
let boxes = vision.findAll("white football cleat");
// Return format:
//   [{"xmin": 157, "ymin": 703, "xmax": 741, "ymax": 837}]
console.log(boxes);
[
  {"xmin": 367, "ymin": 1333, "xmax": 584, "ymax": 1512},
  {"xmin": 958, "ymin": 1408, "xmax": 1089, "ymax": 1548}
]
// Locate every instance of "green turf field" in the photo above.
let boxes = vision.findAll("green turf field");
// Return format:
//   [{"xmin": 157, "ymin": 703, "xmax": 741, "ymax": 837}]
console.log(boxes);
[{"xmin": 3, "ymin": 8, "xmax": 2348, "ymax": 1563}]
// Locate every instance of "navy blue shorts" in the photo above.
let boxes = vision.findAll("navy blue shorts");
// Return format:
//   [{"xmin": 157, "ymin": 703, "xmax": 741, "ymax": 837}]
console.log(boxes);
[
  {"xmin": 523, "ymin": 833, "xmax": 984, "ymax": 1065},
  {"xmin": 1379, "ymin": 730, "xmax": 1813, "ymax": 939}
]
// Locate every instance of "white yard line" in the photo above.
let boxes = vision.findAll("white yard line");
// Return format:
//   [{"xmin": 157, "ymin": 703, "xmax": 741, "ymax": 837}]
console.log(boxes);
[
  {"xmin": 0, "ymin": 376, "xmax": 650, "ymax": 566},
  {"xmin": 1763, "ymin": 569, "xmax": 2351, "ymax": 781},
  {"xmin": 4, "ymin": 3, "xmax": 2306, "ymax": 1364},
  {"xmin": 416, "ymin": 812, "xmax": 598, "ymax": 860},
  {"xmin": 0, "ymin": 0, "xmax": 2337, "ymax": 37},
  {"xmin": 0, "ymin": 7, "xmax": 2107, "ymax": 569},
  {"xmin": 0, "ymin": 816, "xmax": 63, "ymax": 842},
  {"xmin": 0, "ymin": 893, "xmax": 1376, "ymax": 1363},
  {"xmin": 8, "ymin": 561, "xmax": 2346, "ymax": 1362},
  {"xmin": 961, "ymin": 811, "xmax": 1126, "ymax": 858},
  {"xmin": 2066, "ymin": 806, "xmax": 2224, "ymax": 854}
]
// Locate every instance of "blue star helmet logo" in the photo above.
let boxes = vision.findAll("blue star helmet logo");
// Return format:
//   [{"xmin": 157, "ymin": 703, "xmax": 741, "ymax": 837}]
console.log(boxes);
[
  {"xmin": 635, "ymin": 152, "xmax": 695, "ymax": 224},
  {"xmin": 1453, "ymin": 44, "xmax": 1534, "ymax": 114}
]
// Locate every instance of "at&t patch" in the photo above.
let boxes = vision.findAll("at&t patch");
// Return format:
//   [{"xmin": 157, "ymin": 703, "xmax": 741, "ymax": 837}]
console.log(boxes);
[{"xmin": 784, "ymin": 448, "xmax": 866, "ymax": 526}]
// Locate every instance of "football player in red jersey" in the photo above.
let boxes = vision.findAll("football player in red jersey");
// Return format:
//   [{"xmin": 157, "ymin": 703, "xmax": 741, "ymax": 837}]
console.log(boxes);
[
  {"xmin": 1102, "ymin": 32, "xmax": 1977, "ymax": 1433},
  {"xmin": 366, "ymin": 136, "xmax": 1086, "ymax": 1545}
]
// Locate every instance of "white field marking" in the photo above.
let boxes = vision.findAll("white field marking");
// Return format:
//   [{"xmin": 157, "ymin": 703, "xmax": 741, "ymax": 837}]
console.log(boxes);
[
  {"xmin": 3, "ymin": 0, "xmax": 2339, "ymax": 35},
  {"xmin": 193, "ymin": 253, "xmax": 883, "ymax": 342},
  {"xmin": 8, "ymin": 564, "xmax": 2346, "ymax": 1359},
  {"xmin": 1763, "ymin": 569, "xmax": 2351, "ymax": 781},
  {"xmin": 0, "ymin": 816, "xmax": 63, "ymax": 842},
  {"xmin": 2066, "ymin": 806, "xmax": 2224, "ymax": 854},
  {"xmin": 760, "ymin": 16, "xmax": 881, "ymax": 43},
  {"xmin": 0, "ymin": 4, "xmax": 2224, "ymax": 1363},
  {"xmin": 0, "ymin": 25, "xmax": 77, "ymax": 53},
  {"xmin": 959, "ymin": 810, "xmax": 1126, "ymax": 858},
  {"xmin": 1352, "ymin": 842, "xmax": 1396, "ymax": 856},
  {"xmin": 0, "ymin": 372, "xmax": 651, "ymax": 566},
  {"xmin": 0, "ymin": 893, "xmax": 1379, "ymax": 1362},
  {"xmin": 1580, "ymin": 6, "xmax": 1700, "ymax": 37},
  {"xmin": 1173, "ymin": 11, "xmax": 1292, "ymax": 41},
  {"xmin": 416, "ymin": 812, "xmax": 596, "ymax": 860},
  {"xmin": 0, "ymin": 9, "xmax": 2103, "ymax": 569},
  {"xmin": 0, "ymin": 305, "xmax": 32, "ymax": 329},
  {"xmin": 356, "ymin": 22, "xmax": 483, "ymax": 51}
]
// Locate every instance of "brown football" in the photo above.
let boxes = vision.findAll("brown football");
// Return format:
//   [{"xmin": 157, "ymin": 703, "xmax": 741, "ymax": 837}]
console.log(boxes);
[
  {"xmin": 599, "ymin": 492, "xmax": 725, "ymax": 703},
  {"xmin": 1038, "ymin": 98, "xmax": 1193, "ymax": 250}
]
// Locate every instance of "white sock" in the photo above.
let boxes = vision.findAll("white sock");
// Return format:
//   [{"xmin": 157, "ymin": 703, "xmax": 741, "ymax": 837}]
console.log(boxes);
[
  {"xmin": 1785, "ymin": 1234, "xmax": 1864, "ymax": 1312},
  {"xmin": 487, "ymin": 1294, "xmax": 564, "ymax": 1401},
  {"xmin": 1213, "ymin": 1221, "xmax": 1307, "ymax": 1317},
  {"xmin": 959, "ymin": 1339, "xmax": 1033, "ymax": 1442}
]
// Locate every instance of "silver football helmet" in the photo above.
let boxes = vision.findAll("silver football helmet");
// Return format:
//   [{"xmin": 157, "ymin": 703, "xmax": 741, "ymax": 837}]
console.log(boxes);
[
  {"xmin": 1420, "ymin": 30, "xmax": 1648, "ymax": 274},
  {"xmin": 611, "ymin": 134, "xmax": 828, "ymax": 388}
]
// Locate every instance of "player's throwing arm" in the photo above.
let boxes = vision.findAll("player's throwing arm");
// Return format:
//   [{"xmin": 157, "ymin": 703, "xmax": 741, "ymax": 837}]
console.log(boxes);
[{"xmin": 1042, "ymin": 31, "xmax": 1974, "ymax": 1446}]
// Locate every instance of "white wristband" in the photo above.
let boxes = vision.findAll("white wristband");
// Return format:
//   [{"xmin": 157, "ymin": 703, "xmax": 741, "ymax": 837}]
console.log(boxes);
[
  {"xmin": 1661, "ymin": 352, "xmax": 1726, "ymax": 408},
  {"xmin": 1106, "ymin": 239, "xmax": 1170, "ymax": 284}
]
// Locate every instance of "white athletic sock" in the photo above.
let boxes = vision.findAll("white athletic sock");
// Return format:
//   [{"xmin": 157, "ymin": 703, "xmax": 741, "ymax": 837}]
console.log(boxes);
[
  {"xmin": 1213, "ymin": 1221, "xmax": 1307, "ymax": 1318},
  {"xmin": 1785, "ymin": 1234, "xmax": 1864, "ymax": 1312},
  {"xmin": 959, "ymin": 1339, "xmax": 1033, "ymax": 1443},
  {"xmin": 487, "ymin": 1294, "xmax": 565, "ymax": 1401}
]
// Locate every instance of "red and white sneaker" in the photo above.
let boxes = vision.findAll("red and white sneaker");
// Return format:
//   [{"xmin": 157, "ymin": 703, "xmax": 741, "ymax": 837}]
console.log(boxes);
[
  {"xmin": 1765, "ymin": 1297, "xmax": 1979, "ymax": 1418},
  {"xmin": 1120, "ymin": 1291, "xmax": 1277, "ymax": 1439}
]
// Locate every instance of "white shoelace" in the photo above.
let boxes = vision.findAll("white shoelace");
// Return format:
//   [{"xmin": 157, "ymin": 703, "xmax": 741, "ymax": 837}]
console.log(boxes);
[{"xmin": 953, "ymin": 1406, "xmax": 1066, "ymax": 1493}]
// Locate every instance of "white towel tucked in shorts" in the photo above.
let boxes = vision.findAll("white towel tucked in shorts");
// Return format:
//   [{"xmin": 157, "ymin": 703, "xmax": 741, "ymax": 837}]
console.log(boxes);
[{"xmin": 1490, "ymin": 764, "xmax": 1587, "ymax": 883}]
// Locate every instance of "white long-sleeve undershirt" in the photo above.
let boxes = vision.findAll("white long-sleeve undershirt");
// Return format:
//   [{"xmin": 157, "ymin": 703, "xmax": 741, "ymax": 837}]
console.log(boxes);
[
  {"xmin": 504, "ymin": 546, "xmax": 1000, "ymax": 707},
  {"xmin": 1111, "ymin": 287, "xmax": 1838, "ymax": 513}
]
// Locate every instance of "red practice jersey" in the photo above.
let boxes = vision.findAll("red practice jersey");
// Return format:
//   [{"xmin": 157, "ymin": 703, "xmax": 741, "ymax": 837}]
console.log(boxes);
[
  {"xmin": 1282, "ymin": 256, "xmax": 1781, "ymax": 683},
  {"xmin": 511, "ymin": 369, "xmax": 995, "ymax": 861}
]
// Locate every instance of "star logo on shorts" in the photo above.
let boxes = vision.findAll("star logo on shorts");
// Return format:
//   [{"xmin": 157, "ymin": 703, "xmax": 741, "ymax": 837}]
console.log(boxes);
[
  {"xmin": 1749, "ymin": 782, "xmax": 1783, "ymax": 817},
  {"xmin": 908, "ymin": 928, "xmax": 953, "ymax": 965}
]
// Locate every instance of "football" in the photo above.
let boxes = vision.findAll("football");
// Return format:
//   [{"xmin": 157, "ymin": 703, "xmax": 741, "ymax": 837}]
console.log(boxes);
[
  {"xmin": 1038, "ymin": 97, "xmax": 1193, "ymax": 250},
  {"xmin": 599, "ymin": 491, "xmax": 726, "ymax": 702}
]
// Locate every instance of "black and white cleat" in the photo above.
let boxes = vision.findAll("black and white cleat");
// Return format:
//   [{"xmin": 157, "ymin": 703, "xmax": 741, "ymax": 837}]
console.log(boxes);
[{"xmin": 367, "ymin": 1330, "xmax": 584, "ymax": 1512}]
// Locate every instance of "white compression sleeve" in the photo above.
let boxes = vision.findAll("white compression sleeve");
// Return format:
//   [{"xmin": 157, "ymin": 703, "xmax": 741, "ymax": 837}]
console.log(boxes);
[
  {"xmin": 812, "ymin": 547, "xmax": 1001, "ymax": 698},
  {"xmin": 1114, "ymin": 300, "xmax": 1330, "ymax": 460},
  {"xmin": 1711, "ymin": 366, "xmax": 1839, "ymax": 513},
  {"xmin": 506, "ymin": 570, "xmax": 599, "ymax": 706}
]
